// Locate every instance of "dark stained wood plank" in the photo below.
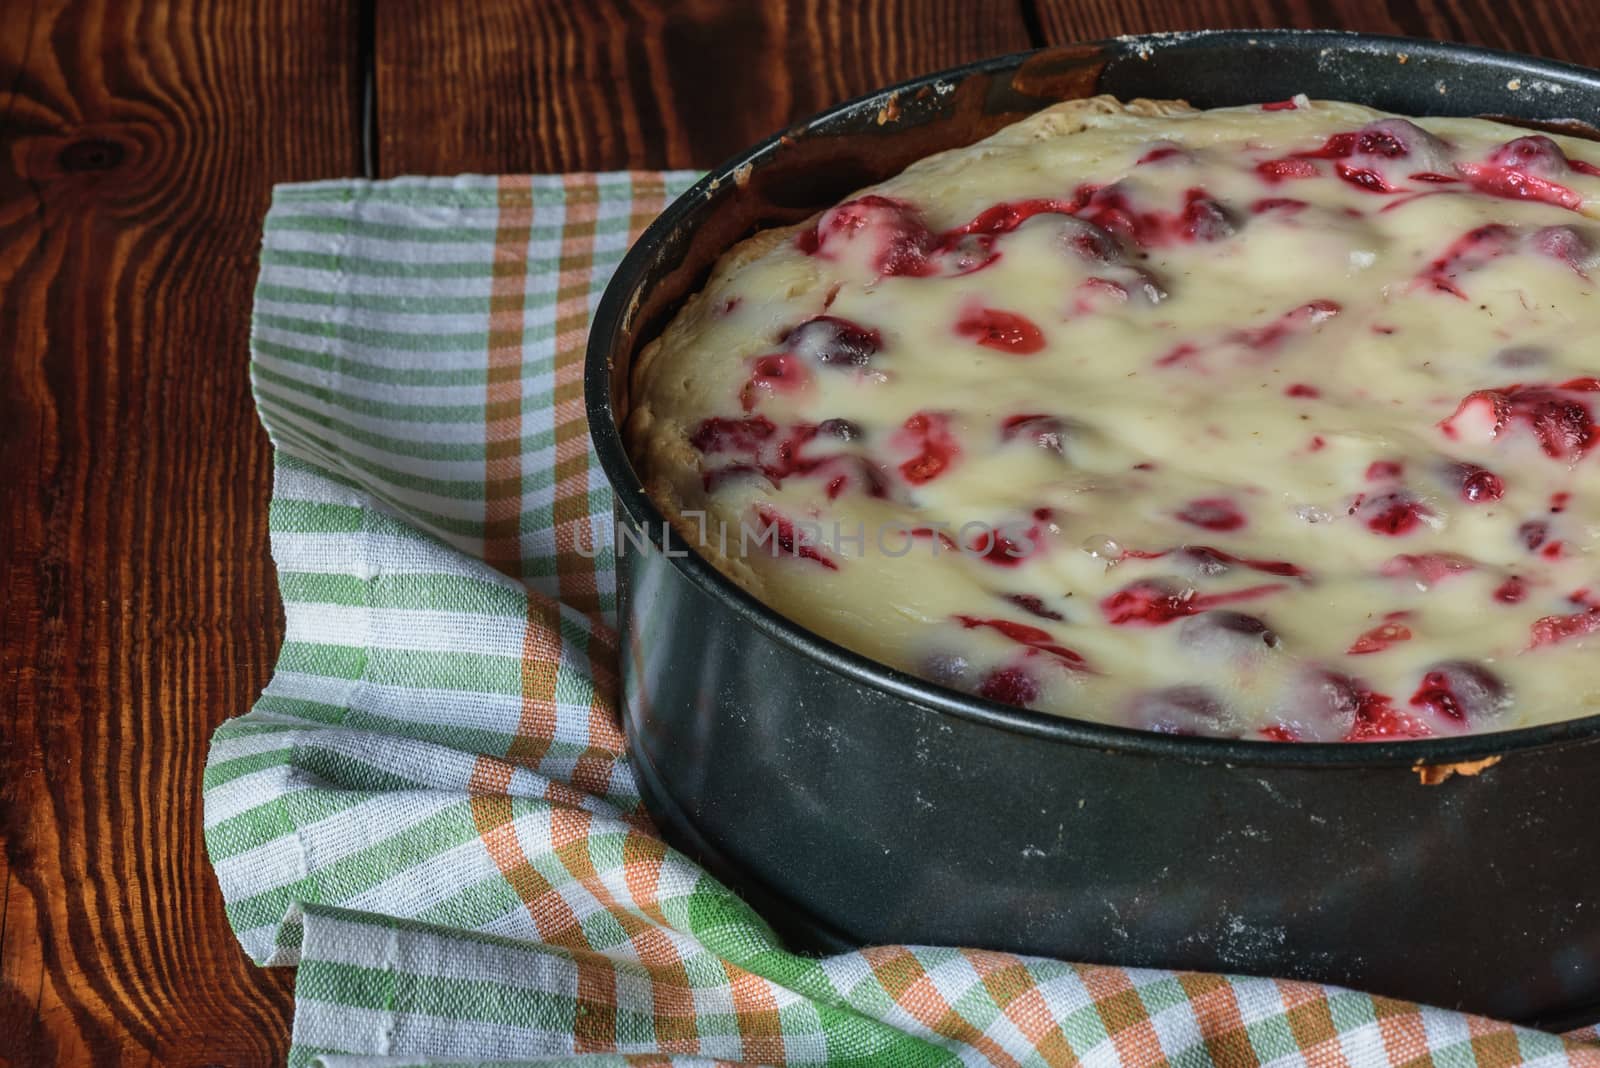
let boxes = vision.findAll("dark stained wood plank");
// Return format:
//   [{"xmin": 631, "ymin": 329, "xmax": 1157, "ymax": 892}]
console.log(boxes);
[
  {"xmin": 1031, "ymin": 0, "xmax": 1600, "ymax": 70},
  {"xmin": 375, "ymin": 0, "xmax": 1035, "ymax": 174},
  {"xmin": 0, "ymin": 0, "xmax": 362, "ymax": 1063}
]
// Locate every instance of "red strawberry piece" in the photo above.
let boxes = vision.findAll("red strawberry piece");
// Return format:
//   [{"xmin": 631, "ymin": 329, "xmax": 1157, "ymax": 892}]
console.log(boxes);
[
  {"xmin": 969, "ymin": 512, "xmax": 1053, "ymax": 569},
  {"xmin": 1137, "ymin": 143, "xmax": 1189, "ymax": 165},
  {"xmin": 1380, "ymin": 552, "xmax": 1475, "ymax": 586},
  {"xmin": 1073, "ymin": 276, "xmax": 1130, "ymax": 313},
  {"xmin": 753, "ymin": 506, "xmax": 838, "ymax": 571},
  {"xmin": 1283, "ymin": 120, "xmax": 1453, "ymax": 194},
  {"xmin": 1256, "ymin": 158, "xmax": 1320, "ymax": 182},
  {"xmin": 1418, "ymin": 224, "xmax": 1518, "ymax": 299},
  {"xmin": 1175, "ymin": 497, "xmax": 1246, "ymax": 532},
  {"xmin": 1336, "ymin": 165, "xmax": 1395, "ymax": 193},
  {"xmin": 954, "ymin": 616, "xmax": 1091, "ymax": 672},
  {"xmin": 1156, "ymin": 342, "xmax": 1201, "ymax": 368},
  {"xmin": 1529, "ymin": 607, "xmax": 1600, "ymax": 648},
  {"xmin": 1359, "ymin": 492, "xmax": 1433, "ymax": 536},
  {"xmin": 977, "ymin": 666, "xmax": 1041, "ymax": 708},
  {"xmin": 896, "ymin": 411, "xmax": 960, "ymax": 484},
  {"xmin": 1440, "ymin": 380, "xmax": 1599, "ymax": 461},
  {"xmin": 1101, "ymin": 578, "xmax": 1286, "ymax": 626},
  {"xmin": 1228, "ymin": 299, "xmax": 1341, "ymax": 351},
  {"xmin": 1456, "ymin": 138, "xmax": 1584, "ymax": 210},
  {"xmin": 740, "ymin": 352, "xmax": 811, "ymax": 411},
  {"xmin": 956, "ymin": 308, "xmax": 1046, "ymax": 354},
  {"xmin": 1251, "ymin": 196, "xmax": 1310, "ymax": 214},
  {"xmin": 1348, "ymin": 620, "xmax": 1412, "ymax": 655},
  {"xmin": 1179, "ymin": 188, "xmax": 1236, "ymax": 241},
  {"xmin": 1142, "ymin": 545, "xmax": 1308, "ymax": 580},
  {"xmin": 946, "ymin": 197, "xmax": 1090, "ymax": 239},
  {"xmin": 906, "ymin": 526, "xmax": 958, "ymax": 551},
  {"xmin": 1297, "ymin": 671, "xmax": 1431, "ymax": 741},
  {"xmin": 1494, "ymin": 576, "xmax": 1528, "ymax": 603}
]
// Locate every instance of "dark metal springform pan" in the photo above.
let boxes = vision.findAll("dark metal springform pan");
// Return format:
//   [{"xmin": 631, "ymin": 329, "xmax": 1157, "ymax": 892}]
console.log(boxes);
[{"xmin": 586, "ymin": 30, "xmax": 1600, "ymax": 1026}]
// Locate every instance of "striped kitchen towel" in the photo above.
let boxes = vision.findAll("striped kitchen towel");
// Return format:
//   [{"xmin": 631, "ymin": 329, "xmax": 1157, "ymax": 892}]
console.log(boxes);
[{"xmin": 207, "ymin": 173, "xmax": 1600, "ymax": 1067}]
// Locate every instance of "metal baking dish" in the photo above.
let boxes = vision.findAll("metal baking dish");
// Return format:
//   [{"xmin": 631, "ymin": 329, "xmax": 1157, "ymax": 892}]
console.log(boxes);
[{"xmin": 586, "ymin": 30, "xmax": 1600, "ymax": 1025}]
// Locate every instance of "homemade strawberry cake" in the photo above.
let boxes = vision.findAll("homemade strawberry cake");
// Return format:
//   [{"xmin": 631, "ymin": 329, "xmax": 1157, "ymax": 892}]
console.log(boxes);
[{"xmin": 625, "ymin": 95, "xmax": 1600, "ymax": 741}]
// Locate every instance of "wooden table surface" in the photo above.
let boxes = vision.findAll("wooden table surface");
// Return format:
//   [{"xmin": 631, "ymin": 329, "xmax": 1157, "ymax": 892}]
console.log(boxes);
[{"xmin": 2, "ymin": 1, "xmax": 1597, "ymax": 1063}]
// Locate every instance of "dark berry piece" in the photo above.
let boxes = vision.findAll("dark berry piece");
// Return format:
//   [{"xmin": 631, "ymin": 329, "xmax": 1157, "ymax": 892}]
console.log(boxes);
[
  {"xmin": 810, "ymin": 195, "xmax": 940, "ymax": 277},
  {"xmin": 1175, "ymin": 546, "xmax": 1231, "ymax": 577},
  {"xmin": 1529, "ymin": 225, "xmax": 1598, "ymax": 276},
  {"xmin": 1180, "ymin": 189, "xmax": 1236, "ymax": 242},
  {"xmin": 1409, "ymin": 661, "xmax": 1510, "ymax": 726},
  {"xmin": 1128, "ymin": 685, "xmax": 1230, "ymax": 736},
  {"xmin": 1277, "ymin": 669, "xmax": 1426, "ymax": 741},
  {"xmin": 1178, "ymin": 611, "xmax": 1281, "ymax": 658},
  {"xmin": 1487, "ymin": 135, "xmax": 1571, "ymax": 174},
  {"xmin": 999, "ymin": 413, "xmax": 1074, "ymax": 455},
  {"xmin": 785, "ymin": 316, "xmax": 882, "ymax": 368},
  {"xmin": 1495, "ymin": 346, "xmax": 1549, "ymax": 368},
  {"xmin": 1005, "ymin": 593, "xmax": 1064, "ymax": 621},
  {"xmin": 817, "ymin": 417, "xmax": 862, "ymax": 441},
  {"xmin": 920, "ymin": 652, "xmax": 974, "ymax": 688},
  {"xmin": 690, "ymin": 415, "xmax": 777, "ymax": 454}
]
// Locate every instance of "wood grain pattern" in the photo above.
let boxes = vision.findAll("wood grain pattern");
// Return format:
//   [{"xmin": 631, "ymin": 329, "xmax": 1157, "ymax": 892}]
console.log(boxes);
[
  {"xmin": 1032, "ymin": 0, "xmax": 1600, "ymax": 67},
  {"xmin": 5, "ymin": 1, "xmax": 1600, "ymax": 1064},
  {"xmin": 0, "ymin": 0, "xmax": 360, "ymax": 1063},
  {"xmin": 374, "ymin": 0, "xmax": 1034, "ymax": 174}
]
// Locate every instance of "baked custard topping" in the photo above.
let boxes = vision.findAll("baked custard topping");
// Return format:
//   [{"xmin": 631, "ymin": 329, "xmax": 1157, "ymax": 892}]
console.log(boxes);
[{"xmin": 627, "ymin": 96, "xmax": 1600, "ymax": 741}]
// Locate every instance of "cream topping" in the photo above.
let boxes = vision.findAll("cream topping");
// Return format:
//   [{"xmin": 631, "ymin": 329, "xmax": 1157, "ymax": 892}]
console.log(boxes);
[{"xmin": 628, "ymin": 96, "xmax": 1600, "ymax": 740}]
